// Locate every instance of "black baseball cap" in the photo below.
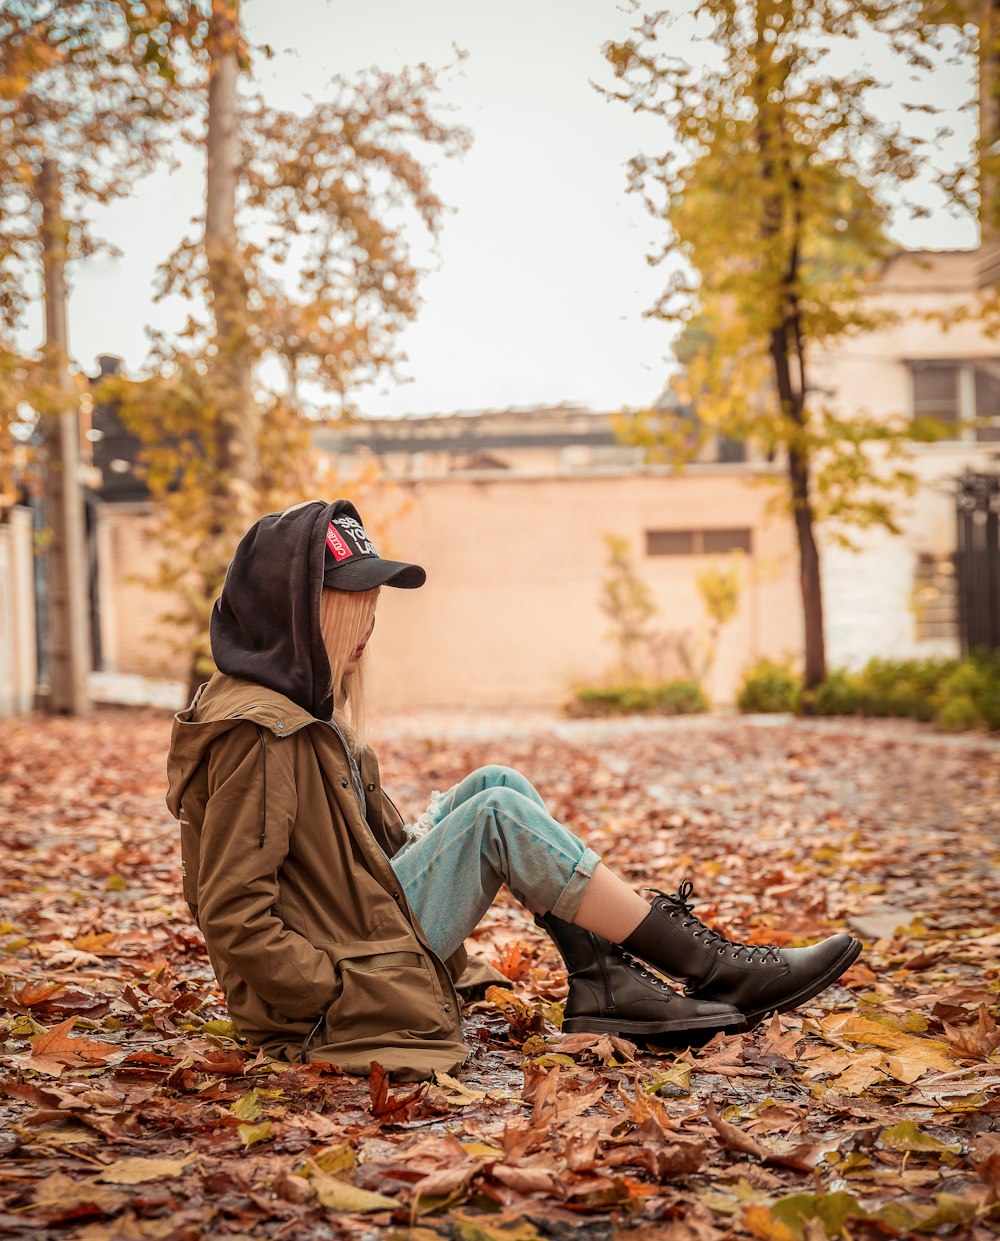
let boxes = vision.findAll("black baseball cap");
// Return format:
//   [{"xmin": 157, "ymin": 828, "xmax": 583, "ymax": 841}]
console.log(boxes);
[{"xmin": 322, "ymin": 511, "xmax": 426, "ymax": 591}]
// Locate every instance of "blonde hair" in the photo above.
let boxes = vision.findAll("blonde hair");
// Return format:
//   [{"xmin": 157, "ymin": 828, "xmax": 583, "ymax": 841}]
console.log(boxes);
[{"xmin": 319, "ymin": 586, "xmax": 380, "ymax": 748}]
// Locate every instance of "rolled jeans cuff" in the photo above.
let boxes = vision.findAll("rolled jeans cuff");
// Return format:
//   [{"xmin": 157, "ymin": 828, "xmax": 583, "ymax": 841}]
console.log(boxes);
[{"xmin": 549, "ymin": 846, "xmax": 601, "ymax": 922}]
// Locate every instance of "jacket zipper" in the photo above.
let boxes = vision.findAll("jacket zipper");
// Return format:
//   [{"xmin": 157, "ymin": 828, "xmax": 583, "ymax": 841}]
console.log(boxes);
[{"xmin": 321, "ymin": 723, "xmax": 464, "ymax": 1029}]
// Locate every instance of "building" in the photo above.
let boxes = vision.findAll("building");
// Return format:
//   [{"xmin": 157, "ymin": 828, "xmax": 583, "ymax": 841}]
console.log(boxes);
[
  {"xmin": 811, "ymin": 248, "xmax": 1000, "ymax": 668},
  {"xmin": 315, "ymin": 407, "xmax": 800, "ymax": 712}
]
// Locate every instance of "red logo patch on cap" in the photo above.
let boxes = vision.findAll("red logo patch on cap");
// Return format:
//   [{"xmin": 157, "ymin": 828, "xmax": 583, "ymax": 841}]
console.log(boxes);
[{"xmin": 326, "ymin": 523, "xmax": 353, "ymax": 562}]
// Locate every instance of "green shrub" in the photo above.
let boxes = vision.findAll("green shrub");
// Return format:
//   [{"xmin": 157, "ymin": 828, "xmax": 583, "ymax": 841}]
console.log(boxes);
[
  {"xmin": 566, "ymin": 680, "xmax": 709, "ymax": 718},
  {"xmin": 737, "ymin": 657, "xmax": 800, "ymax": 713},
  {"xmin": 806, "ymin": 655, "xmax": 999, "ymax": 732},
  {"xmin": 934, "ymin": 693, "xmax": 981, "ymax": 732},
  {"xmin": 838, "ymin": 658, "xmax": 944, "ymax": 719},
  {"xmin": 968, "ymin": 648, "xmax": 1000, "ymax": 730},
  {"xmin": 930, "ymin": 650, "xmax": 1000, "ymax": 731},
  {"xmin": 806, "ymin": 668, "xmax": 863, "ymax": 717}
]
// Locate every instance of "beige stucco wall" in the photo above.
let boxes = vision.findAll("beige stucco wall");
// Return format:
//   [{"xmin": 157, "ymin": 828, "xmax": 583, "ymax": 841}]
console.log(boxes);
[
  {"xmin": 95, "ymin": 470, "xmax": 801, "ymax": 709},
  {"xmin": 365, "ymin": 468, "xmax": 800, "ymax": 711},
  {"xmin": 96, "ymin": 503, "xmax": 192, "ymax": 680}
]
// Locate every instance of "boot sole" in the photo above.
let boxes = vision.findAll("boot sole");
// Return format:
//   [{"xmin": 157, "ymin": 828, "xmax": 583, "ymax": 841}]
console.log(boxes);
[
  {"xmin": 727, "ymin": 937, "xmax": 864, "ymax": 1026},
  {"xmin": 562, "ymin": 1013, "xmax": 746, "ymax": 1036}
]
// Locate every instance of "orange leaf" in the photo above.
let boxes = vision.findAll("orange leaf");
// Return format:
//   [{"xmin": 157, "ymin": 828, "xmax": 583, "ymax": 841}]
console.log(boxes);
[
  {"xmin": 72, "ymin": 931, "xmax": 118, "ymax": 955},
  {"xmin": 15, "ymin": 981, "xmax": 66, "ymax": 1007},
  {"xmin": 368, "ymin": 1059, "xmax": 426, "ymax": 1121},
  {"xmin": 30, "ymin": 1016, "xmax": 121, "ymax": 1066}
]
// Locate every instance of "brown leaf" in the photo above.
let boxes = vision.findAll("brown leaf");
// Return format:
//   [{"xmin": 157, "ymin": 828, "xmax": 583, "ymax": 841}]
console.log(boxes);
[
  {"xmin": 491, "ymin": 1163, "xmax": 557, "ymax": 1194},
  {"xmin": 368, "ymin": 1059, "xmax": 426, "ymax": 1122},
  {"xmin": 943, "ymin": 1005, "xmax": 1000, "ymax": 1059},
  {"xmin": 705, "ymin": 1101, "xmax": 769, "ymax": 1159},
  {"xmin": 548, "ymin": 1032, "xmax": 637, "ymax": 1064},
  {"xmin": 95, "ymin": 1155, "xmax": 196, "ymax": 1184},
  {"xmin": 27, "ymin": 1016, "xmax": 122, "ymax": 1072},
  {"xmin": 28, "ymin": 1171, "xmax": 127, "ymax": 1221},
  {"xmin": 14, "ymin": 980, "xmax": 67, "ymax": 1007}
]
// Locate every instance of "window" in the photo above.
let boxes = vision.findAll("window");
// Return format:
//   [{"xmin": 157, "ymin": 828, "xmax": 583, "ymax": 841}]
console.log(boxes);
[
  {"xmin": 975, "ymin": 365, "xmax": 1000, "ymax": 442},
  {"xmin": 911, "ymin": 363, "xmax": 960, "ymax": 426},
  {"xmin": 909, "ymin": 360, "xmax": 1000, "ymax": 441},
  {"xmin": 646, "ymin": 528, "xmax": 752, "ymax": 556},
  {"xmin": 912, "ymin": 552, "xmax": 957, "ymax": 642}
]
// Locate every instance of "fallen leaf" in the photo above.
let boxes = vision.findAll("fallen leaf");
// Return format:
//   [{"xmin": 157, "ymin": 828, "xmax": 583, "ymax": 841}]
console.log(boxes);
[
  {"xmin": 310, "ymin": 1169, "xmax": 398, "ymax": 1212},
  {"xmin": 96, "ymin": 1155, "xmax": 197, "ymax": 1184},
  {"xmin": 368, "ymin": 1059, "xmax": 426, "ymax": 1121}
]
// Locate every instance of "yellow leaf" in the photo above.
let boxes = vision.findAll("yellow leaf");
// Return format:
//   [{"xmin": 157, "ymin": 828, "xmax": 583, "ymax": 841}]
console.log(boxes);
[
  {"xmin": 237, "ymin": 1121, "xmax": 273, "ymax": 1146},
  {"xmin": 449, "ymin": 1211, "xmax": 541, "ymax": 1241},
  {"xmin": 230, "ymin": 1089, "xmax": 263, "ymax": 1121},
  {"xmin": 743, "ymin": 1204, "xmax": 799, "ymax": 1241},
  {"xmin": 461, "ymin": 1141, "xmax": 505, "ymax": 1160},
  {"xmin": 72, "ymin": 932, "xmax": 118, "ymax": 954},
  {"xmin": 433, "ymin": 1070, "xmax": 486, "ymax": 1106},
  {"xmin": 96, "ymin": 1155, "xmax": 196, "ymax": 1184},
  {"xmin": 880, "ymin": 1122, "xmax": 962, "ymax": 1155},
  {"xmin": 311, "ymin": 1171, "xmax": 397, "ymax": 1212},
  {"xmin": 311, "ymin": 1144, "xmax": 355, "ymax": 1176}
]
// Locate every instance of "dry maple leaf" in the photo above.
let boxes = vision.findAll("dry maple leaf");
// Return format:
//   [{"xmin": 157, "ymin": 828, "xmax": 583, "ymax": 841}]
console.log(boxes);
[
  {"xmin": 27, "ymin": 1016, "xmax": 122, "ymax": 1072},
  {"xmin": 493, "ymin": 941, "xmax": 532, "ymax": 982},
  {"xmin": 704, "ymin": 1101, "xmax": 770, "ymax": 1159},
  {"xmin": 548, "ymin": 1032, "xmax": 637, "ymax": 1064},
  {"xmin": 14, "ymin": 980, "xmax": 67, "ymax": 1007},
  {"xmin": 368, "ymin": 1059, "xmax": 427, "ymax": 1122},
  {"xmin": 943, "ymin": 1005, "xmax": 1000, "ymax": 1059}
]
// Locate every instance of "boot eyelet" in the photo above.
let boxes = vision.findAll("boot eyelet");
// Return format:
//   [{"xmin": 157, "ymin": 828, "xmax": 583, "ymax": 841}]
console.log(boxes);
[{"xmin": 718, "ymin": 948, "xmax": 725, "ymax": 955}]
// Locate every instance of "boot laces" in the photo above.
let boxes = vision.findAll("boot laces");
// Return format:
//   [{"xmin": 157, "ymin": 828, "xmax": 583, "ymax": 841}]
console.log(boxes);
[
  {"xmin": 647, "ymin": 879, "xmax": 782, "ymax": 965},
  {"xmin": 614, "ymin": 946, "xmax": 674, "ymax": 992}
]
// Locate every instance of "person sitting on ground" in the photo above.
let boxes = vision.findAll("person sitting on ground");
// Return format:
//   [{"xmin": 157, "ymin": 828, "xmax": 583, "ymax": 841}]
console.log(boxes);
[{"xmin": 166, "ymin": 499, "xmax": 862, "ymax": 1080}]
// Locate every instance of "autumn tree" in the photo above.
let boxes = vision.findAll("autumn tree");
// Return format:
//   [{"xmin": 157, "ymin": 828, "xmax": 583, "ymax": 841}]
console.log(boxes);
[
  {"xmin": 98, "ymin": 2, "xmax": 470, "ymax": 690},
  {"xmin": 604, "ymin": 1, "xmax": 960, "ymax": 691},
  {"xmin": 0, "ymin": 0, "xmax": 193, "ymax": 712}
]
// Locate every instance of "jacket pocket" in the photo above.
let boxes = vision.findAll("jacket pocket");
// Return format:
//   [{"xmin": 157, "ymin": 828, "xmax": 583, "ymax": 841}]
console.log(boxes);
[{"xmin": 324, "ymin": 948, "xmax": 449, "ymax": 1045}]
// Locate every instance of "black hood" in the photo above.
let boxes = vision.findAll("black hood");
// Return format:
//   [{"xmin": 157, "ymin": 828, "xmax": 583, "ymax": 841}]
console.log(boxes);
[{"xmin": 210, "ymin": 499, "xmax": 359, "ymax": 721}]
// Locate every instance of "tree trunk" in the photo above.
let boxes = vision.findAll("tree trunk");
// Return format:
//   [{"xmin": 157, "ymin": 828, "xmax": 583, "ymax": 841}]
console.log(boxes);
[
  {"xmin": 38, "ymin": 157, "xmax": 91, "ymax": 716},
  {"xmin": 205, "ymin": 0, "xmax": 256, "ymax": 515},
  {"xmin": 196, "ymin": 0, "xmax": 255, "ymax": 692},
  {"xmin": 753, "ymin": 14, "xmax": 826, "ymax": 693},
  {"xmin": 769, "ymin": 320, "xmax": 826, "ymax": 692},
  {"xmin": 979, "ymin": 1, "xmax": 1000, "ymax": 239}
]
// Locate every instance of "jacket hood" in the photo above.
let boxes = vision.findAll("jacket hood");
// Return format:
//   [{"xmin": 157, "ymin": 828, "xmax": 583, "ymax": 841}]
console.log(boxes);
[{"xmin": 210, "ymin": 499, "xmax": 360, "ymax": 722}]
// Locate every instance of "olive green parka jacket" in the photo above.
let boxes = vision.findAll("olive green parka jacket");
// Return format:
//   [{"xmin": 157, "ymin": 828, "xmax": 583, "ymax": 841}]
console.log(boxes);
[{"xmin": 164, "ymin": 501, "xmax": 507, "ymax": 1081}]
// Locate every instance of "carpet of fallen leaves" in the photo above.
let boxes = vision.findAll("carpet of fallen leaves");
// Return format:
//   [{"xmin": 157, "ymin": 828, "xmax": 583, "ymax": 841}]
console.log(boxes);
[{"xmin": 1, "ymin": 709, "xmax": 998, "ymax": 1241}]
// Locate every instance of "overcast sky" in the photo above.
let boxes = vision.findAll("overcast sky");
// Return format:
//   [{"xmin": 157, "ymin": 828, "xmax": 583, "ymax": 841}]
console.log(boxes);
[{"xmin": 14, "ymin": 0, "xmax": 979, "ymax": 418}]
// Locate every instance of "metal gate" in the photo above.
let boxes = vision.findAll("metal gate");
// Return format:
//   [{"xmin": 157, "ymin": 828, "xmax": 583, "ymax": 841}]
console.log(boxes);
[{"xmin": 956, "ymin": 472, "xmax": 1000, "ymax": 653}]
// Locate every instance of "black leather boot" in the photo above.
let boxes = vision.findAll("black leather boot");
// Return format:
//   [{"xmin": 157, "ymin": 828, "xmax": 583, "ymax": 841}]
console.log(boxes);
[
  {"xmin": 621, "ymin": 879, "xmax": 863, "ymax": 1025},
  {"xmin": 537, "ymin": 912, "xmax": 746, "ymax": 1042}
]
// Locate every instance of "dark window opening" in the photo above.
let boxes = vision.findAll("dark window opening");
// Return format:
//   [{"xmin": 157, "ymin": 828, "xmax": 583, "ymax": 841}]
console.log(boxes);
[
  {"xmin": 911, "ymin": 363, "xmax": 959, "ymax": 426},
  {"xmin": 909, "ymin": 360, "xmax": 1000, "ymax": 442},
  {"xmin": 646, "ymin": 528, "xmax": 752, "ymax": 556}
]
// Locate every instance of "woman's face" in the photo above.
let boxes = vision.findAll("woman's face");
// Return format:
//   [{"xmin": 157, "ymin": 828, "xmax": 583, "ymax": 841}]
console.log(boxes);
[{"xmin": 343, "ymin": 613, "xmax": 376, "ymax": 679}]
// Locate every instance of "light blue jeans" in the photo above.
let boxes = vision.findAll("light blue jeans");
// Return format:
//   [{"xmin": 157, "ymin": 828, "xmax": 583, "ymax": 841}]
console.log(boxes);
[{"xmin": 389, "ymin": 765, "xmax": 601, "ymax": 960}]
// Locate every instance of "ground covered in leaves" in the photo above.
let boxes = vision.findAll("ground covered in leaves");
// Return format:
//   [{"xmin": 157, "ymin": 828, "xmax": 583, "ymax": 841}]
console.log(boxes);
[{"xmin": 1, "ymin": 709, "xmax": 998, "ymax": 1240}]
